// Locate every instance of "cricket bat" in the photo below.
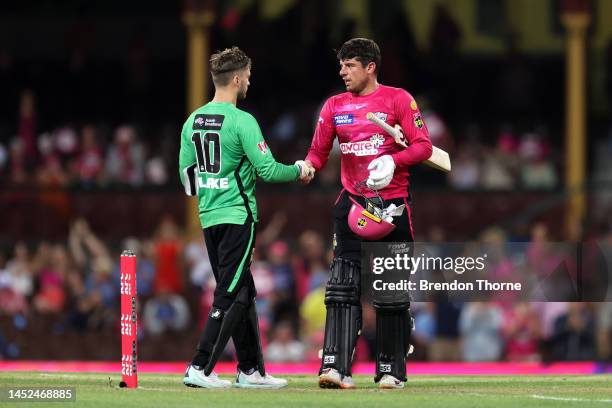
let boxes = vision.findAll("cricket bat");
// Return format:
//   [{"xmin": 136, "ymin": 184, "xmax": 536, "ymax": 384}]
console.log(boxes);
[{"xmin": 366, "ymin": 112, "xmax": 451, "ymax": 172}]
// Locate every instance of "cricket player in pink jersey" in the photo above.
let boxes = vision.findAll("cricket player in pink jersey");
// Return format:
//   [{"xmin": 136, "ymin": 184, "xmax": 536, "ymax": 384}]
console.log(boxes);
[{"xmin": 304, "ymin": 38, "xmax": 432, "ymax": 389}]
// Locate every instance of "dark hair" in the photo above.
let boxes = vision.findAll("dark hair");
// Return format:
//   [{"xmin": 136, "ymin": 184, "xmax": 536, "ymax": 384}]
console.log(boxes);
[
  {"xmin": 337, "ymin": 38, "xmax": 381, "ymax": 73},
  {"xmin": 209, "ymin": 46, "xmax": 252, "ymax": 86}
]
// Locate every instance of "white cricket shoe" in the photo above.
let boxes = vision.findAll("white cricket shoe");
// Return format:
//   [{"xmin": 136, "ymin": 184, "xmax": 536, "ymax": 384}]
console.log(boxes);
[
  {"xmin": 234, "ymin": 369, "xmax": 288, "ymax": 389},
  {"xmin": 183, "ymin": 365, "xmax": 232, "ymax": 389},
  {"xmin": 318, "ymin": 368, "xmax": 355, "ymax": 389},
  {"xmin": 378, "ymin": 374, "xmax": 405, "ymax": 389}
]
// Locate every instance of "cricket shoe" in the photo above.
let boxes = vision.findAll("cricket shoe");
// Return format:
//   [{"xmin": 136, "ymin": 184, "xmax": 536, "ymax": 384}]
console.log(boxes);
[
  {"xmin": 318, "ymin": 368, "xmax": 355, "ymax": 389},
  {"xmin": 183, "ymin": 365, "xmax": 232, "ymax": 389},
  {"xmin": 378, "ymin": 374, "xmax": 405, "ymax": 389},
  {"xmin": 234, "ymin": 368, "xmax": 288, "ymax": 389}
]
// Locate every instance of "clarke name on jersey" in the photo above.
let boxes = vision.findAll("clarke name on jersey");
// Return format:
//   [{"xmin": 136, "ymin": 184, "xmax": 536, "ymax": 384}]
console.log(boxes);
[{"xmin": 198, "ymin": 177, "xmax": 229, "ymax": 189}]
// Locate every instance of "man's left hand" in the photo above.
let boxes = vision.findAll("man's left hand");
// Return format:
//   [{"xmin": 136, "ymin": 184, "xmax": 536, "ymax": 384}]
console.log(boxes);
[{"xmin": 367, "ymin": 155, "xmax": 395, "ymax": 190}]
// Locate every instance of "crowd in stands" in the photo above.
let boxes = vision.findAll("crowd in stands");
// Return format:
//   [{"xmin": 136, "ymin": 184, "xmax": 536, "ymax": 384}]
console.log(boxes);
[
  {"xmin": 0, "ymin": 88, "xmax": 567, "ymax": 191},
  {"xmin": 446, "ymin": 123, "xmax": 559, "ymax": 191},
  {"xmin": 0, "ymin": 90, "xmax": 176, "ymax": 189},
  {"xmin": 0, "ymin": 214, "xmax": 610, "ymax": 363}
]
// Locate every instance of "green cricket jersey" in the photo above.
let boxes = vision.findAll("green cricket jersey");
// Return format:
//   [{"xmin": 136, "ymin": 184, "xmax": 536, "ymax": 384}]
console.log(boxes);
[{"xmin": 179, "ymin": 102, "xmax": 299, "ymax": 228}]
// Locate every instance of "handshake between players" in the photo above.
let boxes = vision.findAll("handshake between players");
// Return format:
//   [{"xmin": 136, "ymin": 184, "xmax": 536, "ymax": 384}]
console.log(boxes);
[{"xmin": 179, "ymin": 38, "xmax": 432, "ymax": 390}]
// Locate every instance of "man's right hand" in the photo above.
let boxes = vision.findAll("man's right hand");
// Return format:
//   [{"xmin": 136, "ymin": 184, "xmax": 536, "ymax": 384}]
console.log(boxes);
[{"xmin": 295, "ymin": 160, "xmax": 315, "ymax": 184}]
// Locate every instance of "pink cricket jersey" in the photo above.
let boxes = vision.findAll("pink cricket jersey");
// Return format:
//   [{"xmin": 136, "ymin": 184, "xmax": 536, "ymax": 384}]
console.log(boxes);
[{"xmin": 306, "ymin": 85, "xmax": 432, "ymax": 199}]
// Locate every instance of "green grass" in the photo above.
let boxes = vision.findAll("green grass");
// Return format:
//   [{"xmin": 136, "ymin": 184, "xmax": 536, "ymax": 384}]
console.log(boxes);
[{"xmin": 0, "ymin": 372, "xmax": 611, "ymax": 408}]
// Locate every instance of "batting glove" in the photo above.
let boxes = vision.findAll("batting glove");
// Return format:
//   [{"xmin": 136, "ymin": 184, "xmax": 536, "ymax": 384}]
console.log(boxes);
[{"xmin": 367, "ymin": 155, "xmax": 395, "ymax": 190}]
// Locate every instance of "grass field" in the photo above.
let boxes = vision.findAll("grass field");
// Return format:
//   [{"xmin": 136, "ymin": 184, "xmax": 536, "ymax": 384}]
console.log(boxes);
[{"xmin": 0, "ymin": 372, "xmax": 611, "ymax": 407}]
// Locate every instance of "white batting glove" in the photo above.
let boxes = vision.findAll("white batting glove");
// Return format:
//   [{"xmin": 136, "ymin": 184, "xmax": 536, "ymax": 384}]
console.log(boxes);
[
  {"xmin": 294, "ymin": 160, "xmax": 315, "ymax": 179},
  {"xmin": 367, "ymin": 155, "xmax": 395, "ymax": 190},
  {"xmin": 393, "ymin": 124, "xmax": 407, "ymax": 147}
]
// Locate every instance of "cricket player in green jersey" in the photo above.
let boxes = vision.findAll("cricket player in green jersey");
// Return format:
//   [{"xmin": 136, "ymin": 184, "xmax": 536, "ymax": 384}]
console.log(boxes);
[{"xmin": 179, "ymin": 47, "xmax": 314, "ymax": 389}]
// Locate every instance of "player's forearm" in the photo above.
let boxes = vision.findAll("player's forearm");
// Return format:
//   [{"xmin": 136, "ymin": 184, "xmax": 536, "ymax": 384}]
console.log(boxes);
[
  {"xmin": 390, "ymin": 139, "xmax": 432, "ymax": 167},
  {"xmin": 257, "ymin": 161, "xmax": 300, "ymax": 183},
  {"xmin": 305, "ymin": 150, "xmax": 328, "ymax": 171}
]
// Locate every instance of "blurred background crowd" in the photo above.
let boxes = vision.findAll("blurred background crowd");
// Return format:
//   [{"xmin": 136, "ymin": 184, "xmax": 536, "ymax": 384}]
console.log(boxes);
[
  {"xmin": 0, "ymin": 0, "xmax": 611, "ymax": 363},
  {"xmin": 0, "ymin": 217, "xmax": 611, "ymax": 363}
]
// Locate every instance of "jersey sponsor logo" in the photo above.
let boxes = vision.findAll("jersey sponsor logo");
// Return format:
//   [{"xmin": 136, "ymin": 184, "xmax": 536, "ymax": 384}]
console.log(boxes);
[
  {"xmin": 198, "ymin": 177, "xmax": 229, "ymax": 189},
  {"xmin": 333, "ymin": 113, "xmax": 354, "ymax": 126},
  {"xmin": 193, "ymin": 114, "xmax": 225, "ymax": 131},
  {"xmin": 339, "ymin": 134, "xmax": 385, "ymax": 156},
  {"xmin": 370, "ymin": 134, "xmax": 385, "ymax": 147},
  {"xmin": 410, "ymin": 100, "xmax": 418, "ymax": 110},
  {"xmin": 413, "ymin": 113, "xmax": 424, "ymax": 129},
  {"xmin": 372, "ymin": 112, "xmax": 388, "ymax": 122},
  {"xmin": 257, "ymin": 141, "xmax": 268, "ymax": 155}
]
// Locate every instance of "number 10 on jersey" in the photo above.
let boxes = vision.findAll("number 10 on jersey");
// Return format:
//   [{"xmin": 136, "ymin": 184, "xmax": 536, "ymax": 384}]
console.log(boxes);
[{"xmin": 192, "ymin": 132, "xmax": 221, "ymax": 174}]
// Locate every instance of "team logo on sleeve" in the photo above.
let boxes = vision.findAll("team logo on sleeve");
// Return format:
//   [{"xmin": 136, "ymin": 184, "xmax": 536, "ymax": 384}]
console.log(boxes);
[
  {"xmin": 413, "ymin": 113, "xmax": 424, "ymax": 129},
  {"xmin": 410, "ymin": 100, "xmax": 418, "ymax": 111},
  {"xmin": 333, "ymin": 113, "xmax": 354, "ymax": 126},
  {"xmin": 257, "ymin": 141, "xmax": 268, "ymax": 154}
]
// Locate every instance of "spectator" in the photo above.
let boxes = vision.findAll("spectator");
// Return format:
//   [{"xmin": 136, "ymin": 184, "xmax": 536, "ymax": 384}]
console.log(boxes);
[
  {"xmin": 430, "ymin": 302, "xmax": 463, "ymax": 361},
  {"xmin": 250, "ymin": 258, "xmax": 275, "ymax": 325},
  {"xmin": 32, "ymin": 244, "xmax": 69, "ymax": 314},
  {"xmin": 36, "ymin": 133, "xmax": 68, "ymax": 187},
  {"xmin": 0, "ymin": 248, "xmax": 28, "ymax": 315},
  {"xmin": 64, "ymin": 268, "xmax": 89, "ymax": 331},
  {"xmin": 145, "ymin": 156, "xmax": 168, "ymax": 185},
  {"xmin": 267, "ymin": 240, "xmax": 297, "ymax": 324},
  {"xmin": 480, "ymin": 130, "xmax": 518, "ymax": 190},
  {"xmin": 299, "ymin": 284, "xmax": 325, "ymax": 339},
  {"xmin": 72, "ymin": 124, "xmax": 104, "ymax": 187},
  {"xmin": 534, "ymin": 302, "xmax": 569, "ymax": 361},
  {"xmin": 459, "ymin": 302, "xmax": 504, "ymax": 361},
  {"xmin": 184, "ymin": 234, "xmax": 213, "ymax": 289},
  {"xmin": 550, "ymin": 303, "xmax": 597, "ymax": 361},
  {"xmin": 411, "ymin": 302, "xmax": 436, "ymax": 360},
  {"xmin": 68, "ymin": 218, "xmax": 111, "ymax": 276},
  {"xmin": 5, "ymin": 241, "xmax": 34, "ymax": 298},
  {"xmin": 503, "ymin": 303, "xmax": 541, "ymax": 361},
  {"xmin": 448, "ymin": 145, "xmax": 480, "ymax": 189},
  {"xmin": 265, "ymin": 321, "xmax": 305, "ymax": 362},
  {"xmin": 293, "ymin": 230, "xmax": 327, "ymax": 302},
  {"xmin": 87, "ymin": 256, "xmax": 115, "ymax": 308},
  {"xmin": 519, "ymin": 132, "xmax": 557, "ymax": 190},
  {"xmin": 143, "ymin": 287, "xmax": 190, "ymax": 336},
  {"xmin": 105, "ymin": 125, "xmax": 144, "ymax": 185},
  {"xmin": 153, "ymin": 216, "xmax": 183, "ymax": 294}
]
